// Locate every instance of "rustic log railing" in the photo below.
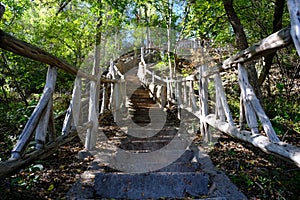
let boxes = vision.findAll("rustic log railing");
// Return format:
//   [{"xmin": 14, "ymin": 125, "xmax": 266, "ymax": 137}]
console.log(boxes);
[
  {"xmin": 0, "ymin": 2, "xmax": 300, "ymax": 178},
  {"xmin": 136, "ymin": 27, "xmax": 300, "ymax": 167}
]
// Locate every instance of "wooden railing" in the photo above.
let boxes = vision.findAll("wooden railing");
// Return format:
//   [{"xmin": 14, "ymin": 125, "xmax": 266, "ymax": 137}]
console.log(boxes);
[
  {"xmin": 0, "ymin": 2, "xmax": 300, "ymax": 177},
  {"xmin": 0, "ymin": 28, "xmax": 115, "ymax": 178},
  {"xmin": 136, "ymin": 27, "xmax": 300, "ymax": 167}
]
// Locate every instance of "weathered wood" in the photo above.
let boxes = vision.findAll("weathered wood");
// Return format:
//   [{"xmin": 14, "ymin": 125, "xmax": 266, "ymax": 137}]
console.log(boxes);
[
  {"xmin": 0, "ymin": 29, "xmax": 95, "ymax": 80},
  {"xmin": 86, "ymin": 81, "xmax": 99, "ymax": 150},
  {"xmin": 215, "ymin": 89, "xmax": 225, "ymax": 121},
  {"xmin": 214, "ymin": 73, "xmax": 234, "ymax": 125},
  {"xmin": 112, "ymin": 82, "xmax": 120, "ymax": 122},
  {"xmin": 203, "ymin": 114, "xmax": 300, "ymax": 167},
  {"xmin": 202, "ymin": 64, "xmax": 221, "ymax": 78},
  {"xmin": 0, "ymin": 130, "xmax": 78, "ymax": 179},
  {"xmin": 48, "ymin": 102, "xmax": 56, "ymax": 142},
  {"xmin": 138, "ymin": 62, "xmax": 146, "ymax": 83},
  {"xmin": 35, "ymin": 99, "xmax": 52, "ymax": 149},
  {"xmin": 238, "ymin": 66, "xmax": 259, "ymax": 135},
  {"xmin": 160, "ymin": 85, "xmax": 167, "ymax": 108},
  {"xmin": 72, "ymin": 77, "xmax": 83, "ymax": 128},
  {"xmin": 223, "ymin": 27, "xmax": 292, "ymax": 68},
  {"xmin": 199, "ymin": 66, "xmax": 210, "ymax": 141},
  {"xmin": 189, "ymin": 81, "xmax": 198, "ymax": 111},
  {"xmin": 183, "ymin": 81, "xmax": 187, "ymax": 107},
  {"xmin": 176, "ymin": 80, "xmax": 183, "ymax": 108},
  {"xmin": 85, "ymin": 54, "xmax": 101, "ymax": 150},
  {"xmin": 35, "ymin": 67, "xmax": 57, "ymax": 149},
  {"xmin": 287, "ymin": 0, "xmax": 300, "ymax": 56},
  {"xmin": 76, "ymin": 121, "xmax": 93, "ymax": 134},
  {"xmin": 239, "ymin": 96, "xmax": 246, "ymax": 130},
  {"xmin": 11, "ymin": 67, "xmax": 57, "ymax": 160},
  {"xmin": 62, "ymin": 77, "xmax": 82, "ymax": 135},
  {"xmin": 238, "ymin": 64, "xmax": 280, "ymax": 142}
]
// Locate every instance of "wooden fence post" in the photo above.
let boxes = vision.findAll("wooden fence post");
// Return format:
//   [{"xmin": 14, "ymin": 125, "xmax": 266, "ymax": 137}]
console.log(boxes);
[
  {"xmin": 11, "ymin": 66, "xmax": 57, "ymax": 160},
  {"xmin": 48, "ymin": 102, "xmax": 56, "ymax": 142},
  {"xmin": 214, "ymin": 73, "xmax": 234, "ymax": 125},
  {"xmin": 62, "ymin": 77, "xmax": 82, "ymax": 135},
  {"xmin": 85, "ymin": 58, "xmax": 101, "ymax": 150},
  {"xmin": 238, "ymin": 66, "xmax": 259, "ymax": 135},
  {"xmin": 199, "ymin": 66, "xmax": 210, "ymax": 142},
  {"xmin": 238, "ymin": 63, "xmax": 280, "ymax": 142},
  {"xmin": 35, "ymin": 66, "xmax": 57, "ymax": 149}
]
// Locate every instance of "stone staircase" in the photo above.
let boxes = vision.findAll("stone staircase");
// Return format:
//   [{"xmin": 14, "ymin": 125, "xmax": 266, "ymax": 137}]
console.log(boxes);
[{"xmin": 66, "ymin": 68, "xmax": 247, "ymax": 199}]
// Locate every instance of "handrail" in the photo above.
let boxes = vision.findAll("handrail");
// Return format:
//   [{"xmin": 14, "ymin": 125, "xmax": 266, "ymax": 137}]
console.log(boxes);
[
  {"xmin": 136, "ymin": 28, "xmax": 300, "ymax": 166},
  {"xmin": 0, "ymin": 24, "xmax": 299, "ymax": 179}
]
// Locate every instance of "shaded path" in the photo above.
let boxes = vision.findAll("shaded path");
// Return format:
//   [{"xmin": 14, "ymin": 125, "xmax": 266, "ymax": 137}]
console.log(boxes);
[{"xmin": 66, "ymin": 67, "xmax": 247, "ymax": 199}]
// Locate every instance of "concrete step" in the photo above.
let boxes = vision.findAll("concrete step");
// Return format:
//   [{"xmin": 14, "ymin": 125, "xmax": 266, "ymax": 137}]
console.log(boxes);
[
  {"xmin": 94, "ymin": 172, "xmax": 209, "ymax": 199},
  {"xmin": 67, "ymin": 145, "xmax": 247, "ymax": 200}
]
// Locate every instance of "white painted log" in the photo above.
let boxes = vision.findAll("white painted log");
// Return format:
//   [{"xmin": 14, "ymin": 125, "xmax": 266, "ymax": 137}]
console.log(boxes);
[
  {"xmin": 86, "ymin": 78, "xmax": 99, "ymax": 150},
  {"xmin": 176, "ymin": 81, "xmax": 183, "ymax": 108},
  {"xmin": 1, "ymin": 130, "xmax": 78, "ymax": 179},
  {"xmin": 62, "ymin": 105, "xmax": 73, "ymax": 135},
  {"xmin": 188, "ymin": 81, "xmax": 198, "ymax": 111},
  {"xmin": 238, "ymin": 64, "xmax": 280, "ymax": 142},
  {"xmin": 85, "ymin": 57, "xmax": 101, "ymax": 150},
  {"xmin": 214, "ymin": 74, "xmax": 225, "ymax": 122},
  {"xmin": 62, "ymin": 77, "xmax": 82, "ymax": 135},
  {"xmin": 11, "ymin": 67, "xmax": 57, "ymax": 159},
  {"xmin": 239, "ymin": 96, "xmax": 246, "ymax": 130},
  {"xmin": 203, "ymin": 114, "xmax": 300, "ymax": 167},
  {"xmin": 112, "ymin": 81, "xmax": 121, "ymax": 122},
  {"xmin": 183, "ymin": 81, "xmax": 187, "ymax": 107},
  {"xmin": 238, "ymin": 66, "xmax": 259, "ymax": 135},
  {"xmin": 47, "ymin": 103, "xmax": 56, "ymax": 142},
  {"xmin": 223, "ymin": 27, "xmax": 292, "ymax": 68},
  {"xmin": 35, "ymin": 67, "xmax": 57, "ymax": 149},
  {"xmin": 287, "ymin": 0, "xmax": 300, "ymax": 56},
  {"xmin": 199, "ymin": 66, "xmax": 210, "ymax": 141},
  {"xmin": 35, "ymin": 100, "xmax": 52, "ymax": 149},
  {"xmin": 216, "ymin": 73, "xmax": 235, "ymax": 125},
  {"xmin": 215, "ymin": 83, "xmax": 225, "ymax": 122},
  {"xmin": 138, "ymin": 62, "xmax": 146, "ymax": 83},
  {"xmin": 100, "ymin": 84, "xmax": 106, "ymax": 114}
]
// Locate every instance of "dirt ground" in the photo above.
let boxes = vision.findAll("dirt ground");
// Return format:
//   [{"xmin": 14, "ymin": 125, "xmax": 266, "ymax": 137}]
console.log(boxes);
[{"xmin": 0, "ymin": 133, "xmax": 299, "ymax": 200}]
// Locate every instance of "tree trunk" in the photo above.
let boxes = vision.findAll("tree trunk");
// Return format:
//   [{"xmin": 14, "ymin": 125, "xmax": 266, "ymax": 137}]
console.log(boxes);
[
  {"xmin": 222, "ymin": 0, "xmax": 262, "ymax": 100},
  {"xmin": 259, "ymin": 0, "xmax": 285, "ymax": 85}
]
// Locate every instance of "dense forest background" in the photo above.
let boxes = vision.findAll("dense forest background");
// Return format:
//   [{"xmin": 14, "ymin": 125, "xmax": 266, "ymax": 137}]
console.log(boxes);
[{"xmin": 0, "ymin": 0, "xmax": 299, "ymax": 199}]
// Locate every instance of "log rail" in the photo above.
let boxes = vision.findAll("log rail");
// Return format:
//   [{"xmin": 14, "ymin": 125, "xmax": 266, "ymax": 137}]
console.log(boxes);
[
  {"xmin": 136, "ymin": 27, "xmax": 300, "ymax": 167},
  {"xmin": 0, "ymin": 1, "xmax": 300, "ymax": 178}
]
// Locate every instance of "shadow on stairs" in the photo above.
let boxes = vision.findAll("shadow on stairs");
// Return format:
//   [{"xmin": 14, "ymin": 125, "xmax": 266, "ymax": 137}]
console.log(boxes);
[{"xmin": 66, "ymin": 76, "xmax": 246, "ymax": 199}]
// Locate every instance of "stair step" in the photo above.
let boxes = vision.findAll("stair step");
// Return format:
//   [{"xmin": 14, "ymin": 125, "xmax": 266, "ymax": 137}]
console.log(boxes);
[{"xmin": 94, "ymin": 172, "xmax": 209, "ymax": 199}]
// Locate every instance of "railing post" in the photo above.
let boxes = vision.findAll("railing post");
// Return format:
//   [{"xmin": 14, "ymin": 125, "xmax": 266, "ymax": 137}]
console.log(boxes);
[
  {"xmin": 35, "ymin": 66, "xmax": 57, "ymax": 149},
  {"xmin": 11, "ymin": 66, "xmax": 57, "ymax": 160},
  {"xmin": 199, "ymin": 66, "xmax": 210, "ymax": 142},
  {"xmin": 238, "ymin": 63, "xmax": 280, "ymax": 142},
  {"xmin": 85, "ymin": 56, "xmax": 101, "ymax": 150},
  {"xmin": 189, "ymin": 81, "xmax": 198, "ymax": 111},
  {"xmin": 183, "ymin": 80, "xmax": 187, "ymax": 108},
  {"xmin": 214, "ymin": 73, "xmax": 234, "ymax": 125}
]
